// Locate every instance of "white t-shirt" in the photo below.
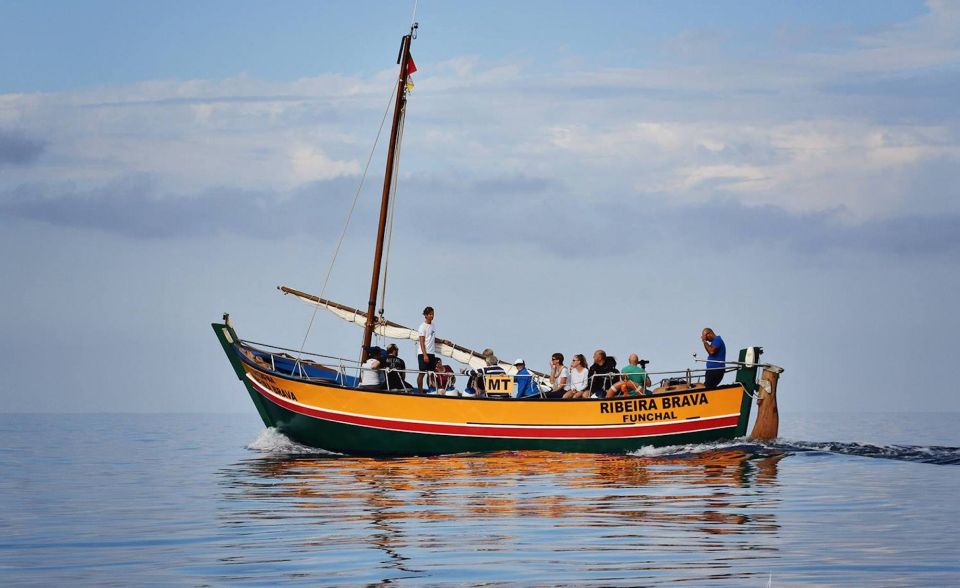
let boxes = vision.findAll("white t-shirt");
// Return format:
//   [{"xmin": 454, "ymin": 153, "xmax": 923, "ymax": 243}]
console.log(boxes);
[
  {"xmin": 568, "ymin": 366, "xmax": 588, "ymax": 391},
  {"xmin": 417, "ymin": 321, "xmax": 436, "ymax": 354},
  {"xmin": 360, "ymin": 358, "xmax": 380, "ymax": 386},
  {"xmin": 553, "ymin": 366, "xmax": 570, "ymax": 390}
]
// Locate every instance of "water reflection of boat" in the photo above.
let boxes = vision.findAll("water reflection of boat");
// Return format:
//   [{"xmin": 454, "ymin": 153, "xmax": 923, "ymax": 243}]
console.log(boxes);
[
  {"xmin": 212, "ymin": 22, "xmax": 784, "ymax": 456},
  {"xmin": 227, "ymin": 450, "xmax": 784, "ymax": 524},
  {"xmin": 219, "ymin": 450, "xmax": 784, "ymax": 581}
]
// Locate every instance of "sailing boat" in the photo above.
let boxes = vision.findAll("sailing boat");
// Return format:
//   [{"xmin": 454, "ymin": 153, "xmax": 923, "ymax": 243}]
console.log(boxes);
[{"xmin": 212, "ymin": 24, "xmax": 784, "ymax": 456}]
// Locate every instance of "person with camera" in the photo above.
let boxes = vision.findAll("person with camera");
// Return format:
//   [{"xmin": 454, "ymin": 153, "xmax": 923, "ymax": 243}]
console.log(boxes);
[{"xmin": 606, "ymin": 353, "xmax": 651, "ymax": 398}]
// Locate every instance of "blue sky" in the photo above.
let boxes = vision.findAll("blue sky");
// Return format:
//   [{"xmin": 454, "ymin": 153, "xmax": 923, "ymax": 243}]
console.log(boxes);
[{"xmin": 1, "ymin": 1, "xmax": 958, "ymax": 415}]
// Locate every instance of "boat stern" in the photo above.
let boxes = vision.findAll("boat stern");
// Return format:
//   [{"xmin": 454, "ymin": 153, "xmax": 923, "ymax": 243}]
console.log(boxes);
[{"xmin": 733, "ymin": 347, "xmax": 763, "ymax": 437}]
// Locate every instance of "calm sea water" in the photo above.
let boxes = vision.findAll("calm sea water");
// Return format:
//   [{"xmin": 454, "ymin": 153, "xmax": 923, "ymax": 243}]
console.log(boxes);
[{"xmin": 1, "ymin": 412, "xmax": 958, "ymax": 586}]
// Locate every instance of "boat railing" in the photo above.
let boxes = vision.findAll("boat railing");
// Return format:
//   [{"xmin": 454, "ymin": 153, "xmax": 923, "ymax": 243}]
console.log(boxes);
[
  {"xmin": 237, "ymin": 339, "xmax": 362, "ymax": 386},
  {"xmin": 239, "ymin": 338, "xmax": 362, "ymax": 365},
  {"xmin": 237, "ymin": 339, "xmax": 746, "ymax": 391},
  {"xmin": 588, "ymin": 366, "xmax": 727, "ymax": 388},
  {"xmin": 356, "ymin": 365, "xmax": 733, "ymax": 391}
]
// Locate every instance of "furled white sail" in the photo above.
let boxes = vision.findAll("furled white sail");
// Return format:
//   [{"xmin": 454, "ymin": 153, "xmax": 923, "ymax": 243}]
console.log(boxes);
[
  {"xmin": 279, "ymin": 285, "xmax": 548, "ymax": 383},
  {"xmin": 323, "ymin": 303, "xmax": 419, "ymax": 341}
]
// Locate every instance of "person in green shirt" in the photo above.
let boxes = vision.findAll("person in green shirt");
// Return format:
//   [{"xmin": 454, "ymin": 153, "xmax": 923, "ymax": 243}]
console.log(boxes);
[{"xmin": 606, "ymin": 353, "xmax": 651, "ymax": 398}]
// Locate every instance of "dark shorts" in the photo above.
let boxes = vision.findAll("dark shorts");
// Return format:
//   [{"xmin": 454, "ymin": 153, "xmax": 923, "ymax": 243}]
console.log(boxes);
[
  {"xmin": 704, "ymin": 368, "xmax": 724, "ymax": 389},
  {"xmin": 418, "ymin": 354, "xmax": 436, "ymax": 372}
]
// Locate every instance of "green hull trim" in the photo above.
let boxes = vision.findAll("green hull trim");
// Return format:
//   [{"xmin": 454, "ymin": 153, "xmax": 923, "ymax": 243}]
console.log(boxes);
[
  {"xmin": 733, "ymin": 348, "xmax": 760, "ymax": 437},
  {"xmin": 212, "ymin": 322, "xmax": 275, "ymax": 428}
]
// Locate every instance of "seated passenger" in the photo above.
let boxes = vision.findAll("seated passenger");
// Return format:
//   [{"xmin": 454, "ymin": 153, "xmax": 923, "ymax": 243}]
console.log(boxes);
[
  {"xmin": 359, "ymin": 357, "xmax": 383, "ymax": 390},
  {"xmin": 430, "ymin": 357, "xmax": 456, "ymax": 393},
  {"xmin": 513, "ymin": 358, "xmax": 539, "ymax": 399},
  {"xmin": 587, "ymin": 350, "xmax": 617, "ymax": 398},
  {"xmin": 466, "ymin": 354, "xmax": 506, "ymax": 397},
  {"xmin": 606, "ymin": 353, "xmax": 651, "ymax": 398},
  {"xmin": 563, "ymin": 354, "xmax": 590, "ymax": 398},
  {"xmin": 382, "ymin": 344, "xmax": 411, "ymax": 391},
  {"xmin": 545, "ymin": 353, "xmax": 569, "ymax": 399}
]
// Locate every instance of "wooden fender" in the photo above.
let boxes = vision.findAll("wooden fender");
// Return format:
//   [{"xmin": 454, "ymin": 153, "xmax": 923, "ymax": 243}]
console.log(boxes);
[{"xmin": 749, "ymin": 365, "xmax": 783, "ymax": 441}]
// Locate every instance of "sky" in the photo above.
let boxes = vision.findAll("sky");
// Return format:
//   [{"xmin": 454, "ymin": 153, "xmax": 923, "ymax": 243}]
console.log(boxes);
[{"xmin": 1, "ymin": 1, "xmax": 958, "ymax": 415}]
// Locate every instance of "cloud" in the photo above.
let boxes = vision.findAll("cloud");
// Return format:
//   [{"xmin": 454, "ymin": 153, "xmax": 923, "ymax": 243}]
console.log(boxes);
[
  {"xmin": 0, "ymin": 129, "xmax": 45, "ymax": 166},
  {"xmin": 1, "ymin": 0, "xmax": 959, "ymax": 252},
  {"xmin": 3, "ymin": 163, "xmax": 959, "ymax": 262},
  {"xmin": 653, "ymin": 199, "xmax": 960, "ymax": 258},
  {"xmin": 0, "ymin": 175, "xmax": 370, "ymax": 239},
  {"xmin": 0, "ymin": 74, "xmax": 383, "ymax": 194},
  {"xmin": 399, "ymin": 173, "xmax": 960, "ymax": 259},
  {"xmin": 801, "ymin": 0, "xmax": 960, "ymax": 75}
]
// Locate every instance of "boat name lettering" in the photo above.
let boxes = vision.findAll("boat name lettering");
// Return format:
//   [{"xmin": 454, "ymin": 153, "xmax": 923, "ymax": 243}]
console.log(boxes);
[
  {"xmin": 256, "ymin": 374, "xmax": 298, "ymax": 401},
  {"xmin": 661, "ymin": 393, "xmax": 709, "ymax": 410},
  {"xmin": 622, "ymin": 411, "xmax": 677, "ymax": 423},
  {"xmin": 599, "ymin": 393, "xmax": 709, "ymax": 415}
]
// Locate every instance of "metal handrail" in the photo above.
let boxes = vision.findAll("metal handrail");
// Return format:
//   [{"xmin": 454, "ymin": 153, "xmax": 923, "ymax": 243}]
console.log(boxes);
[
  {"xmin": 239, "ymin": 338, "xmax": 363, "ymax": 365},
  {"xmin": 240, "ymin": 340, "xmax": 750, "ymax": 390}
]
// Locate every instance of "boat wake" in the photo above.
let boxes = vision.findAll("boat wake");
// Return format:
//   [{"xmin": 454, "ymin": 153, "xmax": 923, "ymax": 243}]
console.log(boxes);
[
  {"xmin": 627, "ymin": 440, "xmax": 762, "ymax": 458},
  {"xmin": 246, "ymin": 427, "xmax": 342, "ymax": 456},
  {"xmin": 772, "ymin": 440, "xmax": 960, "ymax": 465},
  {"xmin": 246, "ymin": 429, "xmax": 959, "ymax": 464},
  {"xmin": 626, "ymin": 439, "xmax": 960, "ymax": 465}
]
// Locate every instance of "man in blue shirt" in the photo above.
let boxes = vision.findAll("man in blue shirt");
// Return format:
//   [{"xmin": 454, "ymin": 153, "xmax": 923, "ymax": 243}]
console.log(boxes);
[
  {"xmin": 513, "ymin": 358, "xmax": 539, "ymax": 399},
  {"xmin": 701, "ymin": 328, "xmax": 726, "ymax": 389}
]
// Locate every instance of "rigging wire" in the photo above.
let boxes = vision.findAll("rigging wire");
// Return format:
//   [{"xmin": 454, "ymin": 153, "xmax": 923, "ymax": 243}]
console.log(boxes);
[{"xmin": 292, "ymin": 79, "xmax": 400, "ymax": 364}]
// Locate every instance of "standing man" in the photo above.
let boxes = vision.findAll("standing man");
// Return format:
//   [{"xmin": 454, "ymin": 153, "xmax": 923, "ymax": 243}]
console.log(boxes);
[
  {"xmin": 416, "ymin": 306, "xmax": 436, "ymax": 392},
  {"xmin": 701, "ymin": 327, "xmax": 726, "ymax": 388}
]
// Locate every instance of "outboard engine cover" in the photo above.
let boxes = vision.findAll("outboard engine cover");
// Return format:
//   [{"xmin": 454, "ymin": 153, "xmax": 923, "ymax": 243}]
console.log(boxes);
[{"xmin": 735, "ymin": 347, "xmax": 763, "ymax": 395}]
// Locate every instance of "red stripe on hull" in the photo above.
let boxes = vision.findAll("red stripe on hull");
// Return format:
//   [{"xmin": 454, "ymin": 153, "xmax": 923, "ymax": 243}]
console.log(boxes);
[{"xmin": 250, "ymin": 379, "xmax": 740, "ymax": 440}]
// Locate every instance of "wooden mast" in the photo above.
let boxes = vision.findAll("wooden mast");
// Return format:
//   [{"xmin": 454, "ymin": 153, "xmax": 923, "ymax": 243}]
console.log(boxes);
[{"xmin": 361, "ymin": 25, "xmax": 416, "ymax": 361}]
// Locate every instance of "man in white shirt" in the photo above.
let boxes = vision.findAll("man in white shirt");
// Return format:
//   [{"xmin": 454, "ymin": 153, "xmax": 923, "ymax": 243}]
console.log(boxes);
[{"xmin": 416, "ymin": 306, "xmax": 436, "ymax": 392}]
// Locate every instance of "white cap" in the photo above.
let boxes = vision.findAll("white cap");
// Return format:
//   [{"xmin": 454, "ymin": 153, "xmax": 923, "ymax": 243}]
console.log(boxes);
[{"xmin": 513, "ymin": 358, "xmax": 525, "ymax": 365}]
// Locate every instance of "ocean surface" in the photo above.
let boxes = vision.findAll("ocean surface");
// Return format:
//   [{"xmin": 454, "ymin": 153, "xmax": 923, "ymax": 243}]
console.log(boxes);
[{"xmin": 1, "ymin": 412, "xmax": 958, "ymax": 586}]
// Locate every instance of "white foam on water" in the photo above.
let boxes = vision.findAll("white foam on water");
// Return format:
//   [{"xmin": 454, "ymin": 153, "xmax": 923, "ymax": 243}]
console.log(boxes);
[
  {"xmin": 245, "ymin": 427, "xmax": 341, "ymax": 455},
  {"xmin": 627, "ymin": 439, "xmax": 751, "ymax": 458}
]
